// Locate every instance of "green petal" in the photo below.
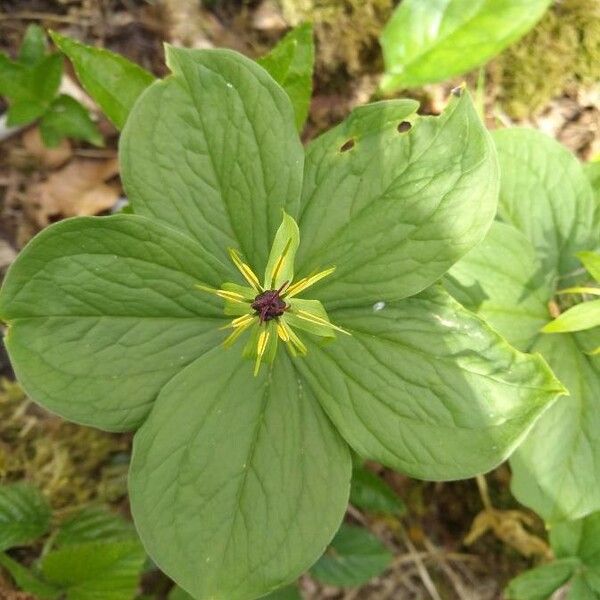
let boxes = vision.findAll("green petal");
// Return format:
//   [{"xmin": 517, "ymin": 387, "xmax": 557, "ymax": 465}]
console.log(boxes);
[
  {"xmin": 296, "ymin": 92, "xmax": 498, "ymax": 309},
  {"xmin": 129, "ymin": 349, "xmax": 351, "ymax": 600},
  {"xmin": 295, "ymin": 286, "xmax": 563, "ymax": 480},
  {"xmin": 0, "ymin": 215, "xmax": 230, "ymax": 431},
  {"xmin": 264, "ymin": 212, "xmax": 300, "ymax": 289},
  {"xmin": 120, "ymin": 47, "xmax": 304, "ymax": 275},
  {"xmin": 286, "ymin": 298, "xmax": 336, "ymax": 339}
]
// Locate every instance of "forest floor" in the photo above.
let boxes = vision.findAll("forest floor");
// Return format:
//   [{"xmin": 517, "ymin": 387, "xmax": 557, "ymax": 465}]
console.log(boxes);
[{"xmin": 0, "ymin": 1, "xmax": 599, "ymax": 598}]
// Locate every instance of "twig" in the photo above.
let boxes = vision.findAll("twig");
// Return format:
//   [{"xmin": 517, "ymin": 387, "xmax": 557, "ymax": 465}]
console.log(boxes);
[
  {"xmin": 423, "ymin": 536, "xmax": 473, "ymax": 600},
  {"xmin": 399, "ymin": 526, "xmax": 443, "ymax": 600},
  {"xmin": 475, "ymin": 474, "xmax": 492, "ymax": 510},
  {"xmin": 0, "ymin": 11, "xmax": 87, "ymax": 24}
]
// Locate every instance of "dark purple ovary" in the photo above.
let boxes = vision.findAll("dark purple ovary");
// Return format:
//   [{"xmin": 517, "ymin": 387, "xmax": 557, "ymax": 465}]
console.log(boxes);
[{"xmin": 252, "ymin": 289, "xmax": 287, "ymax": 322}]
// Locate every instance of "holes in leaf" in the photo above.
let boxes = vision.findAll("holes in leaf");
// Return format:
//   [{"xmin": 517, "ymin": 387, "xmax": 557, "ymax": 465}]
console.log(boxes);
[
  {"xmin": 397, "ymin": 121, "xmax": 412, "ymax": 133},
  {"xmin": 339, "ymin": 139, "xmax": 355, "ymax": 152}
]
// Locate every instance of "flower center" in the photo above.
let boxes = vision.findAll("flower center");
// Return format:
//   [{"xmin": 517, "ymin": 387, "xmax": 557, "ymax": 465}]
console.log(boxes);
[{"xmin": 252, "ymin": 287, "xmax": 287, "ymax": 322}]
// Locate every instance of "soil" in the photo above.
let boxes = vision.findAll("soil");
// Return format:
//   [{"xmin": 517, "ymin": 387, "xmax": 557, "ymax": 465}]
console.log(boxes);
[{"xmin": 0, "ymin": 1, "xmax": 598, "ymax": 599}]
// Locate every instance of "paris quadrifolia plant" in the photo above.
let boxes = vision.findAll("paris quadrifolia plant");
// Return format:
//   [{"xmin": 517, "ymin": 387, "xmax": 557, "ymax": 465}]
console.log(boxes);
[{"xmin": 0, "ymin": 44, "xmax": 566, "ymax": 599}]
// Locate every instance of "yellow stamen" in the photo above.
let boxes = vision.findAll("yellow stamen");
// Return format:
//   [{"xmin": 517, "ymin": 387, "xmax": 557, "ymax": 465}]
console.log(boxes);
[
  {"xmin": 296, "ymin": 309, "xmax": 350, "ymax": 335},
  {"xmin": 285, "ymin": 267, "xmax": 336, "ymax": 298},
  {"xmin": 280, "ymin": 320, "xmax": 307, "ymax": 355},
  {"xmin": 276, "ymin": 322, "xmax": 289, "ymax": 342},
  {"xmin": 269, "ymin": 238, "xmax": 293, "ymax": 288},
  {"xmin": 232, "ymin": 314, "xmax": 256, "ymax": 328},
  {"xmin": 223, "ymin": 317, "xmax": 255, "ymax": 347},
  {"xmin": 228, "ymin": 248, "xmax": 262, "ymax": 292},
  {"xmin": 195, "ymin": 283, "xmax": 247, "ymax": 303},
  {"xmin": 254, "ymin": 329, "xmax": 270, "ymax": 376}
]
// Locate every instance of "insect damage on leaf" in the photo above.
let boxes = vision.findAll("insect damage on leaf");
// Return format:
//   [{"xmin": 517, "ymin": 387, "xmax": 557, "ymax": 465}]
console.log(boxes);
[{"xmin": 197, "ymin": 213, "xmax": 348, "ymax": 375}]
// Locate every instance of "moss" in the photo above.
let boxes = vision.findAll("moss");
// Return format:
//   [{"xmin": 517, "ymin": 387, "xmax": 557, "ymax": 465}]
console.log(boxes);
[
  {"xmin": 279, "ymin": 0, "xmax": 393, "ymax": 83},
  {"xmin": 0, "ymin": 379, "xmax": 129, "ymax": 511},
  {"xmin": 491, "ymin": 0, "xmax": 600, "ymax": 118}
]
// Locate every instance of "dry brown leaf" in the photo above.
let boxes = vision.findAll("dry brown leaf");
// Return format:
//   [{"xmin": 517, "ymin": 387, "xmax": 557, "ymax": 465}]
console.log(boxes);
[
  {"xmin": 21, "ymin": 127, "xmax": 72, "ymax": 170},
  {"xmin": 24, "ymin": 157, "xmax": 120, "ymax": 228}
]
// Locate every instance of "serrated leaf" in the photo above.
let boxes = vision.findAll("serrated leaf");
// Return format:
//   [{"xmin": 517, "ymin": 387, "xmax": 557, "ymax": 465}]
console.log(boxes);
[
  {"xmin": 0, "ymin": 215, "xmax": 232, "ymax": 431},
  {"xmin": 40, "ymin": 94, "xmax": 103, "ymax": 147},
  {"xmin": 0, "ymin": 482, "xmax": 52, "ymax": 551},
  {"xmin": 0, "ymin": 553, "xmax": 61, "ymax": 600},
  {"xmin": 380, "ymin": 0, "xmax": 552, "ymax": 91},
  {"xmin": 493, "ymin": 129, "xmax": 599, "ymax": 276},
  {"xmin": 41, "ymin": 540, "xmax": 146, "ymax": 600},
  {"xmin": 578, "ymin": 252, "xmax": 600, "ymax": 284},
  {"xmin": 120, "ymin": 47, "xmax": 304, "ymax": 275},
  {"xmin": 18, "ymin": 25, "xmax": 47, "ymax": 67},
  {"xmin": 505, "ymin": 559, "xmax": 579, "ymax": 600},
  {"xmin": 129, "ymin": 350, "xmax": 351, "ymax": 600},
  {"xmin": 55, "ymin": 507, "xmax": 136, "ymax": 547},
  {"xmin": 258, "ymin": 23, "xmax": 314, "ymax": 131},
  {"xmin": 295, "ymin": 286, "xmax": 563, "ymax": 480},
  {"xmin": 296, "ymin": 92, "xmax": 498, "ymax": 309},
  {"xmin": 50, "ymin": 31, "xmax": 155, "ymax": 130},
  {"xmin": 446, "ymin": 221, "xmax": 553, "ymax": 352},
  {"xmin": 350, "ymin": 464, "xmax": 406, "ymax": 516},
  {"xmin": 310, "ymin": 524, "xmax": 392, "ymax": 587},
  {"xmin": 542, "ymin": 300, "xmax": 600, "ymax": 333}
]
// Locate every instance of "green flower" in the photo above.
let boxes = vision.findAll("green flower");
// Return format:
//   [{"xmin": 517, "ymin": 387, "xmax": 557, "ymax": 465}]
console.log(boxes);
[{"xmin": 0, "ymin": 47, "xmax": 564, "ymax": 600}]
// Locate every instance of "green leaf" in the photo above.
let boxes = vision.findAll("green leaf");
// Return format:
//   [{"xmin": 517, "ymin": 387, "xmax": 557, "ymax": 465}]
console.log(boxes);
[
  {"xmin": 511, "ymin": 331, "xmax": 600, "ymax": 522},
  {"xmin": 0, "ymin": 214, "xmax": 232, "ymax": 431},
  {"xmin": 55, "ymin": 507, "xmax": 136, "ymax": 547},
  {"xmin": 31, "ymin": 52, "xmax": 63, "ymax": 106},
  {"xmin": 551, "ymin": 512, "xmax": 600, "ymax": 565},
  {"xmin": 584, "ymin": 161, "xmax": 600, "ymax": 201},
  {"xmin": 0, "ymin": 54, "xmax": 30, "ymax": 100},
  {"xmin": 18, "ymin": 25, "xmax": 47, "ymax": 67},
  {"xmin": 493, "ymin": 129, "xmax": 599, "ymax": 276},
  {"xmin": 295, "ymin": 285, "xmax": 563, "ymax": 480},
  {"xmin": 41, "ymin": 540, "xmax": 146, "ymax": 600},
  {"xmin": 446, "ymin": 221, "xmax": 553, "ymax": 351},
  {"xmin": 380, "ymin": 0, "xmax": 552, "ymax": 91},
  {"xmin": 0, "ymin": 482, "xmax": 52, "ymax": 551},
  {"xmin": 568, "ymin": 577, "xmax": 598, "ymax": 600},
  {"xmin": 120, "ymin": 47, "xmax": 304, "ymax": 275},
  {"xmin": 264, "ymin": 212, "xmax": 300, "ymax": 289},
  {"xmin": 578, "ymin": 252, "xmax": 600, "ymax": 283},
  {"xmin": 0, "ymin": 553, "xmax": 61, "ymax": 600},
  {"xmin": 168, "ymin": 587, "xmax": 195, "ymax": 600},
  {"xmin": 129, "ymin": 350, "xmax": 351, "ymax": 600},
  {"xmin": 505, "ymin": 559, "xmax": 579, "ymax": 600},
  {"xmin": 260, "ymin": 585, "xmax": 302, "ymax": 600},
  {"xmin": 6, "ymin": 99, "xmax": 47, "ymax": 126},
  {"xmin": 40, "ymin": 94, "xmax": 103, "ymax": 147},
  {"xmin": 296, "ymin": 91, "xmax": 498, "ymax": 310},
  {"xmin": 50, "ymin": 31, "xmax": 155, "ymax": 130},
  {"xmin": 542, "ymin": 300, "xmax": 600, "ymax": 333},
  {"xmin": 350, "ymin": 464, "xmax": 406, "ymax": 516},
  {"xmin": 310, "ymin": 524, "xmax": 392, "ymax": 587},
  {"xmin": 258, "ymin": 23, "xmax": 314, "ymax": 131}
]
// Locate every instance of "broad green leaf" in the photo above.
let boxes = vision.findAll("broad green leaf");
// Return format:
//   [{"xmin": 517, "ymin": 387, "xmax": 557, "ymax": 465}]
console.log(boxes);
[
  {"xmin": 260, "ymin": 585, "xmax": 302, "ymax": 600},
  {"xmin": 31, "ymin": 52, "xmax": 63, "ymax": 108},
  {"xmin": 295, "ymin": 286, "xmax": 563, "ymax": 480},
  {"xmin": 168, "ymin": 587, "xmax": 195, "ymax": 600},
  {"xmin": 258, "ymin": 23, "xmax": 314, "ymax": 131},
  {"xmin": 120, "ymin": 47, "xmax": 304, "ymax": 274},
  {"xmin": 129, "ymin": 350, "xmax": 351, "ymax": 600},
  {"xmin": 6, "ymin": 99, "xmax": 47, "ymax": 126},
  {"xmin": 18, "ymin": 25, "xmax": 47, "ymax": 67},
  {"xmin": 578, "ymin": 252, "xmax": 600, "ymax": 283},
  {"xmin": 350, "ymin": 464, "xmax": 406, "ymax": 516},
  {"xmin": 542, "ymin": 300, "xmax": 600, "ymax": 333},
  {"xmin": 310, "ymin": 524, "xmax": 392, "ymax": 587},
  {"xmin": 493, "ymin": 129, "xmax": 599, "ymax": 276},
  {"xmin": 0, "ymin": 54, "xmax": 30, "ymax": 99},
  {"xmin": 0, "ymin": 214, "xmax": 232, "ymax": 431},
  {"xmin": 380, "ymin": 0, "xmax": 551, "ymax": 91},
  {"xmin": 55, "ymin": 507, "xmax": 136, "ymax": 547},
  {"xmin": 296, "ymin": 92, "xmax": 498, "ymax": 310},
  {"xmin": 42, "ymin": 540, "xmax": 146, "ymax": 600},
  {"xmin": 567, "ymin": 577, "xmax": 597, "ymax": 600},
  {"xmin": 505, "ymin": 559, "xmax": 579, "ymax": 600},
  {"xmin": 551, "ymin": 512, "xmax": 600, "ymax": 565},
  {"xmin": 264, "ymin": 212, "xmax": 300, "ymax": 289},
  {"xmin": 584, "ymin": 161, "xmax": 600, "ymax": 201},
  {"xmin": 511, "ymin": 331, "xmax": 600, "ymax": 522},
  {"xmin": 50, "ymin": 31, "xmax": 155, "ymax": 130},
  {"xmin": 446, "ymin": 221, "xmax": 553, "ymax": 351},
  {"xmin": 0, "ymin": 553, "xmax": 61, "ymax": 600},
  {"xmin": 0, "ymin": 482, "xmax": 51, "ymax": 551},
  {"xmin": 40, "ymin": 94, "xmax": 103, "ymax": 147}
]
